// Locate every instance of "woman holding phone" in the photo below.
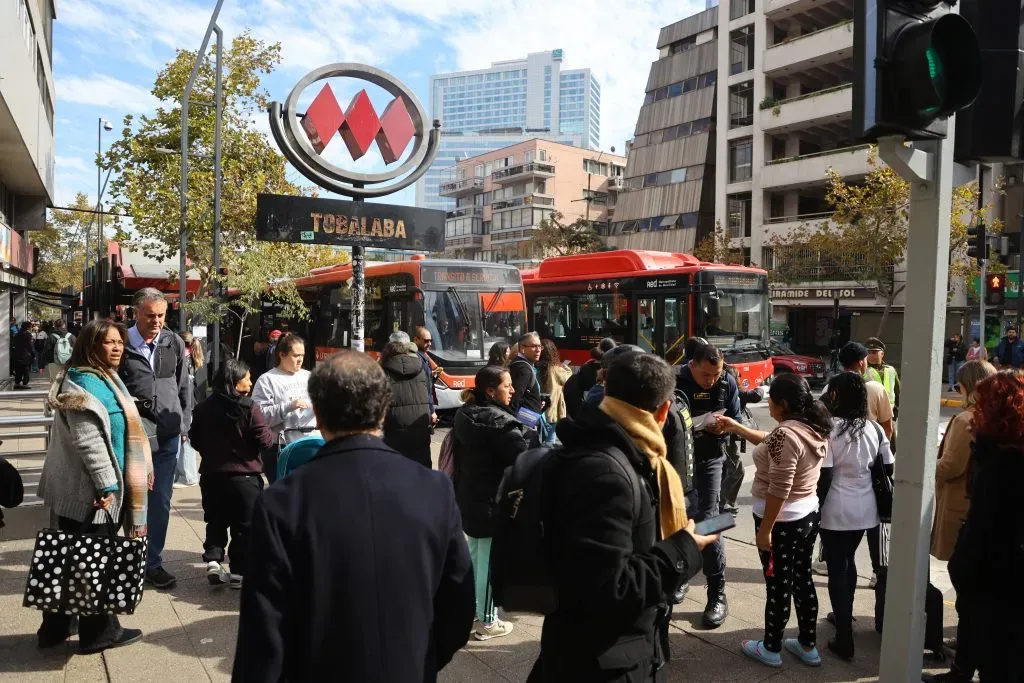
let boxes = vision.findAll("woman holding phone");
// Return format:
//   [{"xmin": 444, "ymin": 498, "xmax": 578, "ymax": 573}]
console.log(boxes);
[{"xmin": 716, "ymin": 373, "xmax": 832, "ymax": 669}]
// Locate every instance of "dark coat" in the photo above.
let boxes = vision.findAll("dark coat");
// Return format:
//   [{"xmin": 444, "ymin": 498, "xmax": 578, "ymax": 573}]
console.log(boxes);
[
  {"xmin": 509, "ymin": 356, "xmax": 544, "ymax": 413},
  {"xmin": 452, "ymin": 400, "xmax": 531, "ymax": 538},
  {"xmin": 118, "ymin": 327, "xmax": 191, "ymax": 441},
  {"xmin": 13, "ymin": 330, "xmax": 35, "ymax": 365},
  {"xmin": 233, "ymin": 434, "xmax": 475, "ymax": 683},
  {"xmin": 534, "ymin": 406, "xmax": 703, "ymax": 682},
  {"xmin": 945, "ymin": 338, "xmax": 968, "ymax": 364},
  {"xmin": 189, "ymin": 392, "xmax": 275, "ymax": 476},
  {"xmin": 381, "ymin": 351, "xmax": 432, "ymax": 467}
]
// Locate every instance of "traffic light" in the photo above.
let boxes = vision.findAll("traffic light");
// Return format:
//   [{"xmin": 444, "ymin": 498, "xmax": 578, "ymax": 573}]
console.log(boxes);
[
  {"xmin": 985, "ymin": 272, "xmax": 1005, "ymax": 309},
  {"xmin": 854, "ymin": 1, "xmax": 982, "ymax": 142},
  {"xmin": 966, "ymin": 223, "xmax": 988, "ymax": 264}
]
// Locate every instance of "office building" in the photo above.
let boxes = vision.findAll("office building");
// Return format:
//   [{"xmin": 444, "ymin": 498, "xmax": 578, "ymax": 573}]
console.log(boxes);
[
  {"xmin": 1, "ymin": 0, "xmax": 52, "ymax": 377},
  {"xmin": 439, "ymin": 139, "xmax": 625, "ymax": 266},
  {"xmin": 416, "ymin": 50, "xmax": 601, "ymax": 212}
]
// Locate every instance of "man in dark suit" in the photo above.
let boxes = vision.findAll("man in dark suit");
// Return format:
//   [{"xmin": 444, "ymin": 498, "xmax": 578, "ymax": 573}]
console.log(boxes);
[
  {"xmin": 509, "ymin": 331, "xmax": 545, "ymax": 413},
  {"xmin": 233, "ymin": 351, "xmax": 475, "ymax": 682}
]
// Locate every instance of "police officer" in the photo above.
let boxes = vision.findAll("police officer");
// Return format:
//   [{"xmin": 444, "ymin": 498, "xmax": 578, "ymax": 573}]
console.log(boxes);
[
  {"xmin": 676, "ymin": 341, "xmax": 740, "ymax": 628},
  {"xmin": 864, "ymin": 337, "xmax": 899, "ymax": 450}
]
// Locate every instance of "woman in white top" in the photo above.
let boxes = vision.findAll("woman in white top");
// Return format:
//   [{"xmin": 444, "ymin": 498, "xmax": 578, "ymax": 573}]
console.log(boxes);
[
  {"xmin": 817, "ymin": 372, "xmax": 894, "ymax": 661},
  {"xmin": 250, "ymin": 334, "xmax": 317, "ymax": 480}
]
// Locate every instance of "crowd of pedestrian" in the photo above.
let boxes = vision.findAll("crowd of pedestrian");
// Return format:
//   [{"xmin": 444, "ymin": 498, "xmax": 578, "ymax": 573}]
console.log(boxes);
[{"xmin": 19, "ymin": 300, "xmax": 1024, "ymax": 682}]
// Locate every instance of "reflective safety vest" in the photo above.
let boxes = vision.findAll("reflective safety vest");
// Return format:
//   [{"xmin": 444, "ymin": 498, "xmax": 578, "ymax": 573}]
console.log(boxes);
[{"xmin": 865, "ymin": 365, "xmax": 897, "ymax": 406}]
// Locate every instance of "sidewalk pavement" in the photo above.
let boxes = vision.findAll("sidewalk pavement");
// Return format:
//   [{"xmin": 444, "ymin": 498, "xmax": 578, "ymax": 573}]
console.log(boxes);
[{"xmin": 0, "ymin": 417, "xmax": 959, "ymax": 682}]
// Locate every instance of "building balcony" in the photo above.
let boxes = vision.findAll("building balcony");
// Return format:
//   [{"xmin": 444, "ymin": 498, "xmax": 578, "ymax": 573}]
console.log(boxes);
[
  {"xmin": 608, "ymin": 176, "xmax": 625, "ymax": 191},
  {"xmin": 761, "ymin": 144, "xmax": 870, "ymax": 190},
  {"xmin": 491, "ymin": 194, "xmax": 555, "ymax": 211},
  {"xmin": 446, "ymin": 206, "xmax": 483, "ymax": 219},
  {"xmin": 763, "ymin": 20, "xmax": 853, "ymax": 77},
  {"xmin": 762, "ymin": 212, "xmax": 833, "ymax": 239},
  {"xmin": 760, "ymin": 84, "xmax": 852, "ymax": 134},
  {"xmin": 439, "ymin": 177, "xmax": 484, "ymax": 198},
  {"xmin": 444, "ymin": 234, "xmax": 484, "ymax": 249},
  {"xmin": 491, "ymin": 162, "xmax": 556, "ymax": 185}
]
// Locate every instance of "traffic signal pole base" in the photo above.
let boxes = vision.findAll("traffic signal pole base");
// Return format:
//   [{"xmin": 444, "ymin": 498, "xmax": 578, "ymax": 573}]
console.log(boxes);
[{"xmin": 877, "ymin": 133, "xmax": 954, "ymax": 681}]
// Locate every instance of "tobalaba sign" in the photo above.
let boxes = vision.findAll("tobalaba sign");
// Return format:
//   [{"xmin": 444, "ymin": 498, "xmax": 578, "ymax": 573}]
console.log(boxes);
[{"xmin": 256, "ymin": 193, "xmax": 444, "ymax": 251}]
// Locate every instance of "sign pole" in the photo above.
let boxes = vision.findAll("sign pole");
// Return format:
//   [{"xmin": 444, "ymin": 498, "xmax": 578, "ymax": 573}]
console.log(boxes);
[
  {"xmin": 351, "ymin": 184, "xmax": 365, "ymax": 353},
  {"xmin": 877, "ymin": 129, "xmax": 954, "ymax": 681},
  {"xmin": 979, "ymin": 258, "xmax": 986, "ymax": 347}
]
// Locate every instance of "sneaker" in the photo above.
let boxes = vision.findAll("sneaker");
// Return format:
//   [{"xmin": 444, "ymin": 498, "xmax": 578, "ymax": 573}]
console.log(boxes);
[
  {"xmin": 229, "ymin": 574, "xmax": 243, "ymax": 590},
  {"xmin": 741, "ymin": 640, "xmax": 782, "ymax": 668},
  {"xmin": 145, "ymin": 567, "xmax": 177, "ymax": 589},
  {"xmin": 79, "ymin": 627, "xmax": 143, "ymax": 654},
  {"xmin": 812, "ymin": 561, "xmax": 829, "ymax": 576},
  {"xmin": 206, "ymin": 561, "xmax": 229, "ymax": 586},
  {"xmin": 783, "ymin": 638, "xmax": 822, "ymax": 666},
  {"xmin": 868, "ymin": 572, "xmax": 878, "ymax": 589},
  {"xmin": 473, "ymin": 619, "xmax": 513, "ymax": 641},
  {"xmin": 721, "ymin": 504, "xmax": 740, "ymax": 515},
  {"xmin": 172, "ymin": 481, "xmax": 198, "ymax": 489}
]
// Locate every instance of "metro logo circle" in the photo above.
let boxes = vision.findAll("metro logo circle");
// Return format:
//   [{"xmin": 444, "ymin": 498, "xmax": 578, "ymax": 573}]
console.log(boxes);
[{"xmin": 268, "ymin": 63, "xmax": 440, "ymax": 199}]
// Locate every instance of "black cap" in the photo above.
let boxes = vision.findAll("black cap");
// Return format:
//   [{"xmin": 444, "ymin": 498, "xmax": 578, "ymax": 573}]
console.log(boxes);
[
  {"xmin": 838, "ymin": 341, "xmax": 868, "ymax": 367},
  {"xmin": 601, "ymin": 344, "xmax": 646, "ymax": 369}
]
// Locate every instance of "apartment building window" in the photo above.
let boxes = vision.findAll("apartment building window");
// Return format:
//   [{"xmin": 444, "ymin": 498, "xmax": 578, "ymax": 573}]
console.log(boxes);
[
  {"xmin": 727, "ymin": 193, "xmax": 752, "ymax": 238},
  {"xmin": 728, "ymin": 82, "xmax": 754, "ymax": 128},
  {"xmin": 0, "ymin": 181, "xmax": 13, "ymax": 228},
  {"xmin": 474, "ymin": 164, "xmax": 484, "ymax": 178},
  {"xmin": 539, "ymin": 149, "xmax": 548, "ymax": 161},
  {"xmin": 729, "ymin": 138, "xmax": 753, "ymax": 182},
  {"xmin": 730, "ymin": 0, "xmax": 755, "ymax": 20},
  {"xmin": 668, "ymin": 35, "xmax": 697, "ymax": 55},
  {"xmin": 771, "ymin": 136, "xmax": 788, "ymax": 161},
  {"xmin": 730, "ymin": 26, "xmax": 755, "ymax": 75},
  {"xmin": 584, "ymin": 159, "xmax": 609, "ymax": 175},
  {"xmin": 525, "ymin": 150, "xmax": 534, "ymax": 163}
]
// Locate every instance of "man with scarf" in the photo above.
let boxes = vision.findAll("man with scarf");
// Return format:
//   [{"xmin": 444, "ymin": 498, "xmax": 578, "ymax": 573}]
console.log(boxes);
[{"xmin": 527, "ymin": 351, "xmax": 717, "ymax": 682}]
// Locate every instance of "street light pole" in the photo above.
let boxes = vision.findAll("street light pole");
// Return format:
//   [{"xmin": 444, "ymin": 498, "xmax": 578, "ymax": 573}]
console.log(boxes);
[{"xmin": 210, "ymin": 25, "xmax": 224, "ymax": 380}]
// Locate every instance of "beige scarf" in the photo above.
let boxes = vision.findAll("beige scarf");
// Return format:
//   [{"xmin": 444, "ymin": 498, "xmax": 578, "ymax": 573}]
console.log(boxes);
[{"xmin": 599, "ymin": 396, "xmax": 688, "ymax": 539}]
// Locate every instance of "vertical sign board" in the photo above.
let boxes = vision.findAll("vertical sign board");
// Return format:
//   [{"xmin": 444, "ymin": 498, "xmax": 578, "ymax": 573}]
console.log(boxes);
[{"xmin": 262, "ymin": 63, "xmax": 441, "ymax": 352}]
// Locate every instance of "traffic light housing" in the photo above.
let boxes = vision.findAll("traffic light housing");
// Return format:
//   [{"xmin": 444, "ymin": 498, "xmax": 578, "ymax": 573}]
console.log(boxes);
[
  {"xmin": 966, "ymin": 223, "xmax": 988, "ymax": 264},
  {"xmin": 985, "ymin": 272, "xmax": 1005, "ymax": 309},
  {"xmin": 854, "ymin": 0, "xmax": 982, "ymax": 142}
]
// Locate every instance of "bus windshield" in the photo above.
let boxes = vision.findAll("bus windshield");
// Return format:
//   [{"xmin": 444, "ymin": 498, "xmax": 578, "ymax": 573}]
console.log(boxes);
[
  {"xmin": 696, "ymin": 271, "xmax": 770, "ymax": 350},
  {"xmin": 421, "ymin": 288, "xmax": 524, "ymax": 363}
]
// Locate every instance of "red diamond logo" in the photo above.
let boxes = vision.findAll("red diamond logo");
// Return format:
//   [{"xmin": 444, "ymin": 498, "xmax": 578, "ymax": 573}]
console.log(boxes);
[
  {"xmin": 299, "ymin": 84, "xmax": 416, "ymax": 164},
  {"xmin": 301, "ymin": 84, "xmax": 345, "ymax": 155},
  {"xmin": 376, "ymin": 97, "xmax": 415, "ymax": 164},
  {"xmin": 340, "ymin": 90, "xmax": 381, "ymax": 161}
]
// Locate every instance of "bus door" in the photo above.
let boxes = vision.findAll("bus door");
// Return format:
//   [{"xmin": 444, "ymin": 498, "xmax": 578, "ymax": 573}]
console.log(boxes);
[{"xmin": 634, "ymin": 293, "xmax": 689, "ymax": 365}]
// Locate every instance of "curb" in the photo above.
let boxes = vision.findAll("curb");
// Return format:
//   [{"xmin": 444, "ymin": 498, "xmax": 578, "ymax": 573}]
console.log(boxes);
[{"xmin": 940, "ymin": 398, "xmax": 963, "ymax": 408}]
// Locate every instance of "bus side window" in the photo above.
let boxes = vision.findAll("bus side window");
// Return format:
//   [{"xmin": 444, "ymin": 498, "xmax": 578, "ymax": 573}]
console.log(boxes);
[
  {"xmin": 533, "ymin": 297, "xmax": 572, "ymax": 341},
  {"xmin": 576, "ymin": 293, "xmax": 631, "ymax": 346}
]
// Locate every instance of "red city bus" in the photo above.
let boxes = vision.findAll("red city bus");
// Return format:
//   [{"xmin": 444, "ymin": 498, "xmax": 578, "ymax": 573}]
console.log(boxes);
[
  {"xmin": 522, "ymin": 250, "xmax": 774, "ymax": 389},
  {"xmin": 285, "ymin": 255, "xmax": 526, "ymax": 410}
]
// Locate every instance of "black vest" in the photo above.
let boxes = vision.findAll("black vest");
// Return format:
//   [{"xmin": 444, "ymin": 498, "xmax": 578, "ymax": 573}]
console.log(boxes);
[{"xmin": 663, "ymin": 391, "xmax": 695, "ymax": 492}]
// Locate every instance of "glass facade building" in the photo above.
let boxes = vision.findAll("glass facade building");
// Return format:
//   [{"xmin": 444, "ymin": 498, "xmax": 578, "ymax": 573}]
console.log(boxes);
[{"xmin": 416, "ymin": 50, "xmax": 601, "ymax": 211}]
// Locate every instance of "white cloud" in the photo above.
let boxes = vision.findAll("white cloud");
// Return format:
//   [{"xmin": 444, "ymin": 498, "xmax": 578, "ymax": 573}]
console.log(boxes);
[
  {"xmin": 55, "ymin": 156, "xmax": 93, "ymax": 175},
  {"xmin": 57, "ymin": 74, "xmax": 158, "ymax": 112}
]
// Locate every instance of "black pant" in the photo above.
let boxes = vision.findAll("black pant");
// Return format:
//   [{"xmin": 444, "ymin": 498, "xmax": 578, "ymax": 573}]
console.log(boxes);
[
  {"xmin": 952, "ymin": 591, "xmax": 1023, "ymax": 682},
  {"xmin": 721, "ymin": 439, "xmax": 744, "ymax": 508},
  {"xmin": 820, "ymin": 528, "xmax": 867, "ymax": 632},
  {"xmin": 200, "ymin": 473, "xmax": 263, "ymax": 575},
  {"xmin": 867, "ymin": 523, "xmax": 889, "ymax": 574},
  {"xmin": 38, "ymin": 516, "xmax": 123, "ymax": 648},
  {"xmin": 14, "ymin": 362, "xmax": 30, "ymax": 386},
  {"xmin": 754, "ymin": 511, "xmax": 819, "ymax": 653}
]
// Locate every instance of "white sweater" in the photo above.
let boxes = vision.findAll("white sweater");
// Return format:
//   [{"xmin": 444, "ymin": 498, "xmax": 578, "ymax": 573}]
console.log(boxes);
[{"xmin": 251, "ymin": 367, "xmax": 316, "ymax": 442}]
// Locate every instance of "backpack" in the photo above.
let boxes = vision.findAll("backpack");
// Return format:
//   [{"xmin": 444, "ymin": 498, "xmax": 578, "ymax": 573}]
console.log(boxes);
[
  {"xmin": 54, "ymin": 333, "xmax": 73, "ymax": 365},
  {"xmin": 490, "ymin": 443, "xmax": 642, "ymax": 615}
]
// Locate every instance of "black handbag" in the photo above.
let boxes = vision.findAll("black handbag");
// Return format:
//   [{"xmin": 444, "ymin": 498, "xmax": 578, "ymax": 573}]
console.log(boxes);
[
  {"xmin": 869, "ymin": 422, "xmax": 895, "ymax": 523},
  {"xmin": 22, "ymin": 509, "xmax": 147, "ymax": 616}
]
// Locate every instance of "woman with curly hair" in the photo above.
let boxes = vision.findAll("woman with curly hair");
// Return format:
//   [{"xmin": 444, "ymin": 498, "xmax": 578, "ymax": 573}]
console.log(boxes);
[{"xmin": 937, "ymin": 370, "xmax": 1024, "ymax": 683}]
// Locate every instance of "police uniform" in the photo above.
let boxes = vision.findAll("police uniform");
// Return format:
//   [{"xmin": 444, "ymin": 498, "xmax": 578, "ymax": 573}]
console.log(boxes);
[
  {"xmin": 663, "ymin": 389, "xmax": 697, "ymax": 514},
  {"xmin": 676, "ymin": 363, "xmax": 740, "ymax": 623}
]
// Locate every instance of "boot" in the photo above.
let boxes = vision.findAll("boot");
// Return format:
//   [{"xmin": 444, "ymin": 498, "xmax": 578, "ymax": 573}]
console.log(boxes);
[
  {"xmin": 827, "ymin": 627, "xmax": 855, "ymax": 661},
  {"xmin": 672, "ymin": 582, "xmax": 689, "ymax": 605},
  {"xmin": 702, "ymin": 576, "xmax": 728, "ymax": 628}
]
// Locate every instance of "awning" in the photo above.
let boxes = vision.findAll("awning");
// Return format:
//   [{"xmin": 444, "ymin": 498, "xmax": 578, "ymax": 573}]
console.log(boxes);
[{"xmin": 480, "ymin": 291, "xmax": 524, "ymax": 313}]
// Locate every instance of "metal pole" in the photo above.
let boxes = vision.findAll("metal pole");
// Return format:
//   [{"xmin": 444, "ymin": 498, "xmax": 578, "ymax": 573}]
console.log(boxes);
[
  {"xmin": 877, "ymin": 127, "xmax": 955, "ymax": 681},
  {"xmin": 980, "ymin": 258, "xmax": 987, "ymax": 347},
  {"xmin": 351, "ymin": 184, "xmax": 365, "ymax": 352},
  {"xmin": 180, "ymin": 0, "xmax": 225, "ymax": 333},
  {"xmin": 96, "ymin": 117, "xmax": 101, "ymax": 319},
  {"xmin": 210, "ymin": 25, "xmax": 224, "ymax": 380}
]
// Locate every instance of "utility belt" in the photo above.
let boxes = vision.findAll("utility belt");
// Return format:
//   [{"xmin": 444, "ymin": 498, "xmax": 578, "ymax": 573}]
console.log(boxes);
[{"xmin": 693, "ymin": 433, "xmax": 727, "ymax": 462}]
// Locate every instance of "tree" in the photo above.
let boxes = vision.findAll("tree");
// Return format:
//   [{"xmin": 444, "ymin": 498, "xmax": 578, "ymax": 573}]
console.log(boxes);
[
  {"xmin": 767, "ymin": 149, "xmax": 1001, "ymax": 336},
  {"xmin": 693, "ymin": 221, "xmax": 745, "ymax": 265},
  {"xmin": 533, "ymin": 211, "xmax": 604, "ymax": 257},
  {"xmin": 103, "ymin": 32, "xmax": 336, "ymax": 323},
  {"xmin": 32, "ymin": 192, "xmax": 92, "ymax": 314}
]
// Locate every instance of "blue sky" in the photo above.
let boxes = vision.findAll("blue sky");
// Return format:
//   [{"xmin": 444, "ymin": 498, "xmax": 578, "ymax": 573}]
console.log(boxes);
[{"xmin": 52, "ymin": 0, "xmax": 706, "ymax": 210}]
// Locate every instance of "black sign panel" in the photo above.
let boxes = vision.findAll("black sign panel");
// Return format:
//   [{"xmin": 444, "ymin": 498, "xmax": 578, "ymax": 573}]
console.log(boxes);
[
  {"xmin": 256, "ymin": 193, "xmax": 445, "ymax": 251},
  {"xmin": 420, "ymin": 265, "xmax": 522, "ymax": 286}
]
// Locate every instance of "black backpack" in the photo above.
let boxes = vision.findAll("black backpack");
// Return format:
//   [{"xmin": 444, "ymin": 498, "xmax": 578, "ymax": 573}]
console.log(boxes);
[{"xmin": 490, "ymin": 443, "xmax": 642, "ymax": 615}]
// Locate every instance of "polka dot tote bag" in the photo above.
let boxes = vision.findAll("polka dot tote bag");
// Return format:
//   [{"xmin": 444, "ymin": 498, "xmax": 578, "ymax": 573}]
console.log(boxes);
[{"xmin": 22, "ymin": 511, "xmax": 147, "ymax": 616}]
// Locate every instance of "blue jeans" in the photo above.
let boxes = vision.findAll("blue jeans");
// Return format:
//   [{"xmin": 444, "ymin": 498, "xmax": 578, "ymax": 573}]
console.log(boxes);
[
  {"xmin": 694, "ymin": 452, "xmax": 727, "ymax": 580},
  {"xmin": 948, "ymin": 360, "xmax": 963, "ymax": 389},
  {"xmin": 175, "ymin": 438, "xmax": 199, "ymax": 485},
  {"xmin": 148, "ymin": 436, "xmax": 180, "ymax": 571}
]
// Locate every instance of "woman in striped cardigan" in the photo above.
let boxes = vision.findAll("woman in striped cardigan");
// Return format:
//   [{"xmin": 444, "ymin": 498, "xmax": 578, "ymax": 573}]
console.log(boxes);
[{"xmin": 37, "ymin": 319, "xmax": 152, "ymax": 654}]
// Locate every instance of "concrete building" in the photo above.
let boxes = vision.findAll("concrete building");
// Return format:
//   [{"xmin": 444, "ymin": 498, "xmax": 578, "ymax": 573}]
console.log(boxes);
[
  {"xmin": 0, "ymin": 0, "xmax": 53, "ymax": 374},
  {"xmin": 603, "ymin": 7, "xmax": 720, "ymax": 254},
  {"xmin": 439, "ymin": 139, "xmax": 625, "ymax": 267},
  {"xmin": 416, "ymin": 50, "xmax": 601, "ymax": 212}
]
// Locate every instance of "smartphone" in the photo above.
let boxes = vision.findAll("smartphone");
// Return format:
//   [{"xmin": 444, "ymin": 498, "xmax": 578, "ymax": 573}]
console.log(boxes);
[{"xmin": 694, "ymin": 513, "xmax": 736, "ymax": 536}]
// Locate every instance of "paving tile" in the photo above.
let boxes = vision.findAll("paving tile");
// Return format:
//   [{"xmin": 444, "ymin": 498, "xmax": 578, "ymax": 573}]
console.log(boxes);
[
  {"xmin": 438, "ymin": 649, "xmax": 508, "ymax": 683},
  {"xmin": 102, "ymin": 631, "xmax": 211, "ymax": 682}
]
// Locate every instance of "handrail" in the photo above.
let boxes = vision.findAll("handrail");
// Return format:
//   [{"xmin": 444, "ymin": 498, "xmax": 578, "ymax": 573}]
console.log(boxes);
[
  {"xmin": 766, "ymin": 143, "xmax": 871, "ymax": 166},
  {"xmin": 764, "ymin": 211, "xmax": 834, "ymax": 224},
  {"xmin": 767, "ymin": 19, "xmax": 852, "ymax": 49},
  {"xmin": 776, "ymin": 82, "xmax": 852, "ymax": 107},
  {"xmin": 0, "ymin": 416, "xmax": 53, "ymax": 427},
  {"xmin": 0, "ymin": 390, "xmax": 49, "ymax": 399}
]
